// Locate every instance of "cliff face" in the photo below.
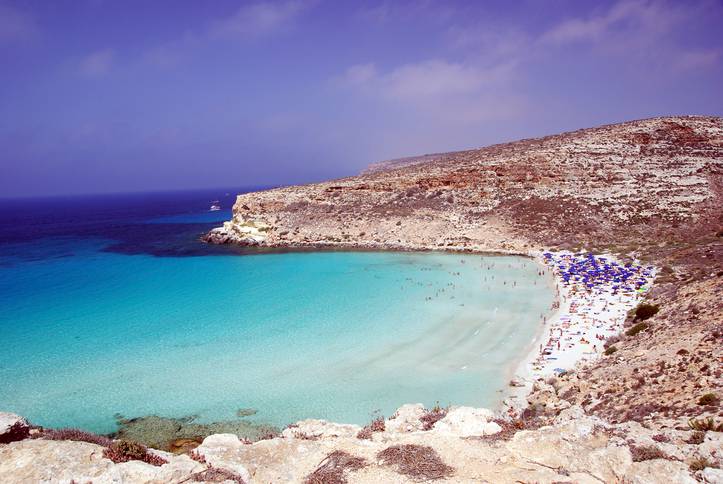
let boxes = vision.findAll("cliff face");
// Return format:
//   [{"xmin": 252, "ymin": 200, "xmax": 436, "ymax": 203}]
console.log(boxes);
[{"xmin": 207, "ymin": 116, "xmax": 722, "ymax": 258}]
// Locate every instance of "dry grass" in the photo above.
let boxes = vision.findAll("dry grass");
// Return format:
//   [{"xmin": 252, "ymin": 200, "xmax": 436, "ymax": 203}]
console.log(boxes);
[
  {"xmin": 357, "ymin": 415, "xmax": 385, "ymax": 440},
  {"xmin": 629, "ymin": 445, "xmax": 670, "ymax": 462},
  {"xmin": 420, "ymin": 404, "xmax": 448, "ymax": 431},
  {"xmin": 188, "ymin": 467, "xmax": 246, "ymax": 483},
  {"xmin": 305, "ymin": 450, "xmax": 367, "ymax": 484},
  {"xmin": 0, "ymin": 422, "xmax": 29, "ymax": 444},
  {"xmin": 377, "ymin": 444, "xmax": 454, "ymax": 481},
  {"xmin": 103, "ymin": 439, "xmax": 168, "ymax": 466},
  {"xmin": 36, "ymin": 428, "xmax": 113, "ymax": 447}
]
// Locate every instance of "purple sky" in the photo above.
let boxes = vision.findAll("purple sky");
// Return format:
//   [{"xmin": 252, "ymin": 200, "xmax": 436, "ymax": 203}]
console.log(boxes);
[{"xmin": 1, "ymin": 0, "xmax": 722, "ymax": 197}]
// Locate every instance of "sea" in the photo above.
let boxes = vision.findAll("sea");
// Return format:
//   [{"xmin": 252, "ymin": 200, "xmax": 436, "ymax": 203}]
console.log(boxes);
[{"xmin": 0, "ymin": 188, "xmax": 555, "ymax": 434}]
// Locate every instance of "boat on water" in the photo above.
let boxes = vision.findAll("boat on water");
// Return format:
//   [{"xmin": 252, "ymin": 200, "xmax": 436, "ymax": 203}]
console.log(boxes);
[{"xmin": 209, "ymin": 200, "xmax": 221, "ymax": 211}]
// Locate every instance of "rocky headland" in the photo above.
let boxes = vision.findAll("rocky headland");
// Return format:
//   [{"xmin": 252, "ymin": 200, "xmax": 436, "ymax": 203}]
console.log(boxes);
[{"xmin": 2, "ymin": 116, "xmax": 721, "ymax": 483}]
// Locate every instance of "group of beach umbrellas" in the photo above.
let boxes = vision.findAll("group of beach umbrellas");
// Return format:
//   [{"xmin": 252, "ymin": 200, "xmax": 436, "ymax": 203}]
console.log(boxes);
[{"xmin": 543, "ymin": 252, "xmax": 654, "ymax": 293}]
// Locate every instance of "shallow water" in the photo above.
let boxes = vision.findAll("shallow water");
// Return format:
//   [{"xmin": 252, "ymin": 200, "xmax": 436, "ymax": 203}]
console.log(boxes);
[{"xmin": 0, "ymin": 191, "xmax": 555, "ymax": 434}]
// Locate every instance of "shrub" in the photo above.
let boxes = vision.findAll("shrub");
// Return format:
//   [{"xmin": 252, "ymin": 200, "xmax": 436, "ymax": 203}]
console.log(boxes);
[
  {"xmin": 686, "ymin": 431, "xmax": 705, "ymax": 445},
  {"xmin": 604, "ymin": 346, "xmax": 618, "ymax": 356},
  {"xmin": 634, "ymin": 303, "xmax": 659, "ymax": 321},
  {"xmin": 626, "ymin": 322, "xmax": 649, "ymax": 337},
  {"xmin": 698, "ymin": 393, "xmax": 720, "ymax": 406},
  {"xmin": 651, "ymin": 434, "xmax": 670, "ymax": 443},
  {"xmin": 0, "ymin": 421, "xmax": 29, "ymax": 444},
  {"xmin": 103, "ymin": 439, "xmax": 168, "ymax": 466},
  {"xmin": 189, "ymin": 450, "xmax": 206, "ymax": 463},
  {"xmin": 190, "ymin": 467, "xmax": 246, "ymax": 483},
  {"xmin": 688, "ymin": 417, "xmax": 723, "ymax": 432},
  {"xmin": 377, "ymin": 444, "xmax": 454, "ymax": 481},
  {"xmin": 420, "ymin": 403, "xmax": 448, "ymax": 431},
  {"xmin": 630, "ymin": 445, "xmax": 669, "ymax": 462},
  {"xmin": 356, "ymin": 415, "xmax": 385, "ymax": 440},
  {"xmin": 604, "ymin": 335, "xmax": 621, "ymax": 349},
  {"xmin": 37, "ymin": 428, "xmax": 112, "ymax": 447},
  {"xmin": 690, "ymin": 457, "xmax": 719, "ymax": 472},
  {"xmin": 305, "ymin": 450, "xmax": 366, "ymax": 484}
]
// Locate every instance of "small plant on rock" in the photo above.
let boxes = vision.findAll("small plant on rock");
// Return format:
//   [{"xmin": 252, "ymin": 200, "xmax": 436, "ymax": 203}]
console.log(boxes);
[
  {"xmin": 377, "ymin": 444, "xmax": 454, "ymax": 481},
  {"xmin": 604, "ymin": 346, "xmax": 618, "ymax": 356},
  {"xmin": 626, "ymin": 322, "xmax": 649, "ymax": 337},
  {"xmin": 37, "ymin": 428, "xmax": 112, "ymax": 447},
  {"xmin": 634, "ymin": 303, "xmax": 659, "ymax": 321},
  {"xmin": 688, "ymin": 417, "xmax": 723, "ymax": 432},
  {"xmin": 630, "ymin": 445, "xmax": 669, "ymax": 462},
  {"xmin": 686, "ymin": 431, "xmax": 705, "ymax": 445},
  {"xmin": 420, "ymin": 402, "xmax": 448, "ymax": 431},
  {"xmin": 356, "ymin": 414, "xmax": 385, "ymax": 440},
  {"xmin": 698, "ymin": 393, "xmax": 720, "ymax": 406},
  {"xmin": 103, "ymin": 439, "xmax": 168, "ymax": 466},
  {"xmin": 690, "ymin": 457, "xmax": 719, "ymax": 472},
  {"xmin": 305, "ymin": 450, "xmax": 366, "ymax": 484}
]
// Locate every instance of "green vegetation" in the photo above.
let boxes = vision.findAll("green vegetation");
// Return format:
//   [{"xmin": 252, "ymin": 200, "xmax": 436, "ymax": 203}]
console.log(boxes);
[
  {"xmin": 690, "ymin": 457, "xmax": 719, "ymax": 472},
  {"xmin": 634, "ymin": 303, "xmax": 659, "ymax": 321},
  {"xmin": 626, "ymin": 322, "xmax": 649, "ymax": 337},
  {"xmin": 688, "ymin": 417, "xmax": 723, "ymax": 432},
  {"xmin": 698, "ymin": 393, "xmax": 720, "ymax": 406},
  {"xmin": 604, "ymin": 346, "xmax": 618, "ymax": 356}
]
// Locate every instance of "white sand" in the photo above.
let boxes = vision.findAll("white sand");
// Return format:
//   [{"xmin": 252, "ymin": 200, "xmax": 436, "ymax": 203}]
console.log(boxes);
[{"xmin": 504, "ymin": 250, "xmax": 656, "ymax": 410}]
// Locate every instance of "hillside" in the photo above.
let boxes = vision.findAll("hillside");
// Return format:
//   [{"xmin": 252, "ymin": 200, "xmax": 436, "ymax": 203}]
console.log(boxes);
[{"xmin": 206, "ymin": 116, "xmax": 722, "ymax": 258}]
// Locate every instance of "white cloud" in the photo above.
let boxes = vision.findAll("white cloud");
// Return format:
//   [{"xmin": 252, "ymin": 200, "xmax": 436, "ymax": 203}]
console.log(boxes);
[
  {"xmin": 338, "ymin": 57, "xmax": 522, "ymax": 125},
  {"xmin": 340, "ymin": 58, "xmax": 516, "ymax": 102},
  {"xmin": 211, "ymin": 0, "xmax": 314, "ymax": 38},
  {"xmin": 80, "ymin": 49, "xmax": 114, "ymax": 77},
  {"xmin": 541, "ymin": 0, "xmax": 680, "ymax": 44}
]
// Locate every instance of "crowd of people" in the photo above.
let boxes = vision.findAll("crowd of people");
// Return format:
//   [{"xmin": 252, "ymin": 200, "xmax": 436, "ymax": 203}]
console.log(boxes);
[{"xmin": 529, "ymin": 251, "xmax": 656, "ymax": 376}]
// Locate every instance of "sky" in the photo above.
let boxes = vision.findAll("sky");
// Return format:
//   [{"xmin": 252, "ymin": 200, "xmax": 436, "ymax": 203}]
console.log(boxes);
[{"xmin": 1, "ymin": 0, "xmax": 722, "ymax": 197}]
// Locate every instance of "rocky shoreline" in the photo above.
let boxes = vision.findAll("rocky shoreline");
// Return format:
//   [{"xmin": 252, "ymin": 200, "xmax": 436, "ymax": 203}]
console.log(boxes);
[{"xmin": 1, "ymin": 116, "xmax": 721, "ymax": 482}]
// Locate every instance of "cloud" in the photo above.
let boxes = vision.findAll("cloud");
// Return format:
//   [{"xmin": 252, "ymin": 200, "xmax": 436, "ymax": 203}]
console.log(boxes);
[
  {"xmin": 140, "ymin": 1, "xmax": 317, "ymax": 69},
  {"xmin": 0, "ymin": 3, "xmax": 37, "ymax": 43},
  {"xmin": 80, "ymin": 49, "xmax": 114, "ymax": 77},
  {"xmin": 338, "ymin": 58, "xmax": 522, "ymax": 124},
  {"xmin": 210, "ymin": 0, "xmax": 315, "ymax": 38},
  {"xmin": 541, "ymin": 0, "xmax": 686, "ymax": 45}
]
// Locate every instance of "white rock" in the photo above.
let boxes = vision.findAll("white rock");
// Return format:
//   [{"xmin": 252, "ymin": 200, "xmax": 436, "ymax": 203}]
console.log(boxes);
[
  {"xmin": 385, "ymin": 404, "xmax": 425, "ymax": 433},
  {"xmin": 200, "ymin": 433, "xmax": 245, "ymax": 449},
  {"xmin": 281, "ymin": 419, "xmax": 361, "ymax": 439},
  {"xmin": 702, "ymin": 467, "xmax": 723, "ymax": 484},
  {"xmin": 699, "ymin": 432, "xmax": 723, "ymax": 467},
  {"xmin": 431, "ymin": 406, "xmax": 500, "ymax": 437}
]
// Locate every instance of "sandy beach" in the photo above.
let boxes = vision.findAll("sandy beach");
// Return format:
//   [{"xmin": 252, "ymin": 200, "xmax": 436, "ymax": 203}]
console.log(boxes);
[{"xmin": 505, "ymin": 250, "xmax": 656, "ymax": 409}]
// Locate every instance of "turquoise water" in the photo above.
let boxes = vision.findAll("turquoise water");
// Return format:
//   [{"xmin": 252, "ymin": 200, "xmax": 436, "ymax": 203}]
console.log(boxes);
[
  {"xmin": 0, "ymin": 245, "xmax": 553, "ymax": 433},
  {"xmin": 0, "ymin": 193, "xmax": 555, "ymax": 434}
]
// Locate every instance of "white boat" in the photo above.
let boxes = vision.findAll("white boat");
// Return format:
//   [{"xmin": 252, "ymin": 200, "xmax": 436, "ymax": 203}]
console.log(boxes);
[{"xmin": 209, "ymin": 201, "xmax": 221, "ymax": 211}]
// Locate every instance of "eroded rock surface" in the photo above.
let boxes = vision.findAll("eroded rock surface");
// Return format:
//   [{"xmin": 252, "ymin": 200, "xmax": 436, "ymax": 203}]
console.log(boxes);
[{"xmin": 2, "ymin": 405, "xmax": 717, "ymax": 483}]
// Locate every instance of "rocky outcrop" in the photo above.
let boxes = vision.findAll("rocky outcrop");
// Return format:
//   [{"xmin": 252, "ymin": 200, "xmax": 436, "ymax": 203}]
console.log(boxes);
[
  {"xmin": 3, "ymin": 405, "xmax": 719, "ymax": 483},
  {"xmin": 206, "ymin": 116, "xmax": 723, "ymax": 254},
  {"xmin": 203, "ymin": 216, "xmax": 271, "ymax": 245}
]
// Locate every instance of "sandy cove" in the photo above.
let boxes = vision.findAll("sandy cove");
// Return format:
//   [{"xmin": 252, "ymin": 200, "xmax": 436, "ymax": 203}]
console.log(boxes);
[{"xmin": 2, "ymin": 116, "xmax": 721, "ymax": 482}]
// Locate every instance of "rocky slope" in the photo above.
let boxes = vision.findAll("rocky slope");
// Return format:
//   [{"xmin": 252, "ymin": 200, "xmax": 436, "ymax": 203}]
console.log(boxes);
[{"xmin": 205, "ymin": 116, "xmax": 722, "ymax": 257}]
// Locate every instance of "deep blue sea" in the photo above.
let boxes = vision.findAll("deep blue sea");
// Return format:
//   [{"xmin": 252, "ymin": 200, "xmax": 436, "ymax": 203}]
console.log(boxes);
[{"xmin": 0, "ymin": 188, "xmax": 555, "ymax": 434}]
